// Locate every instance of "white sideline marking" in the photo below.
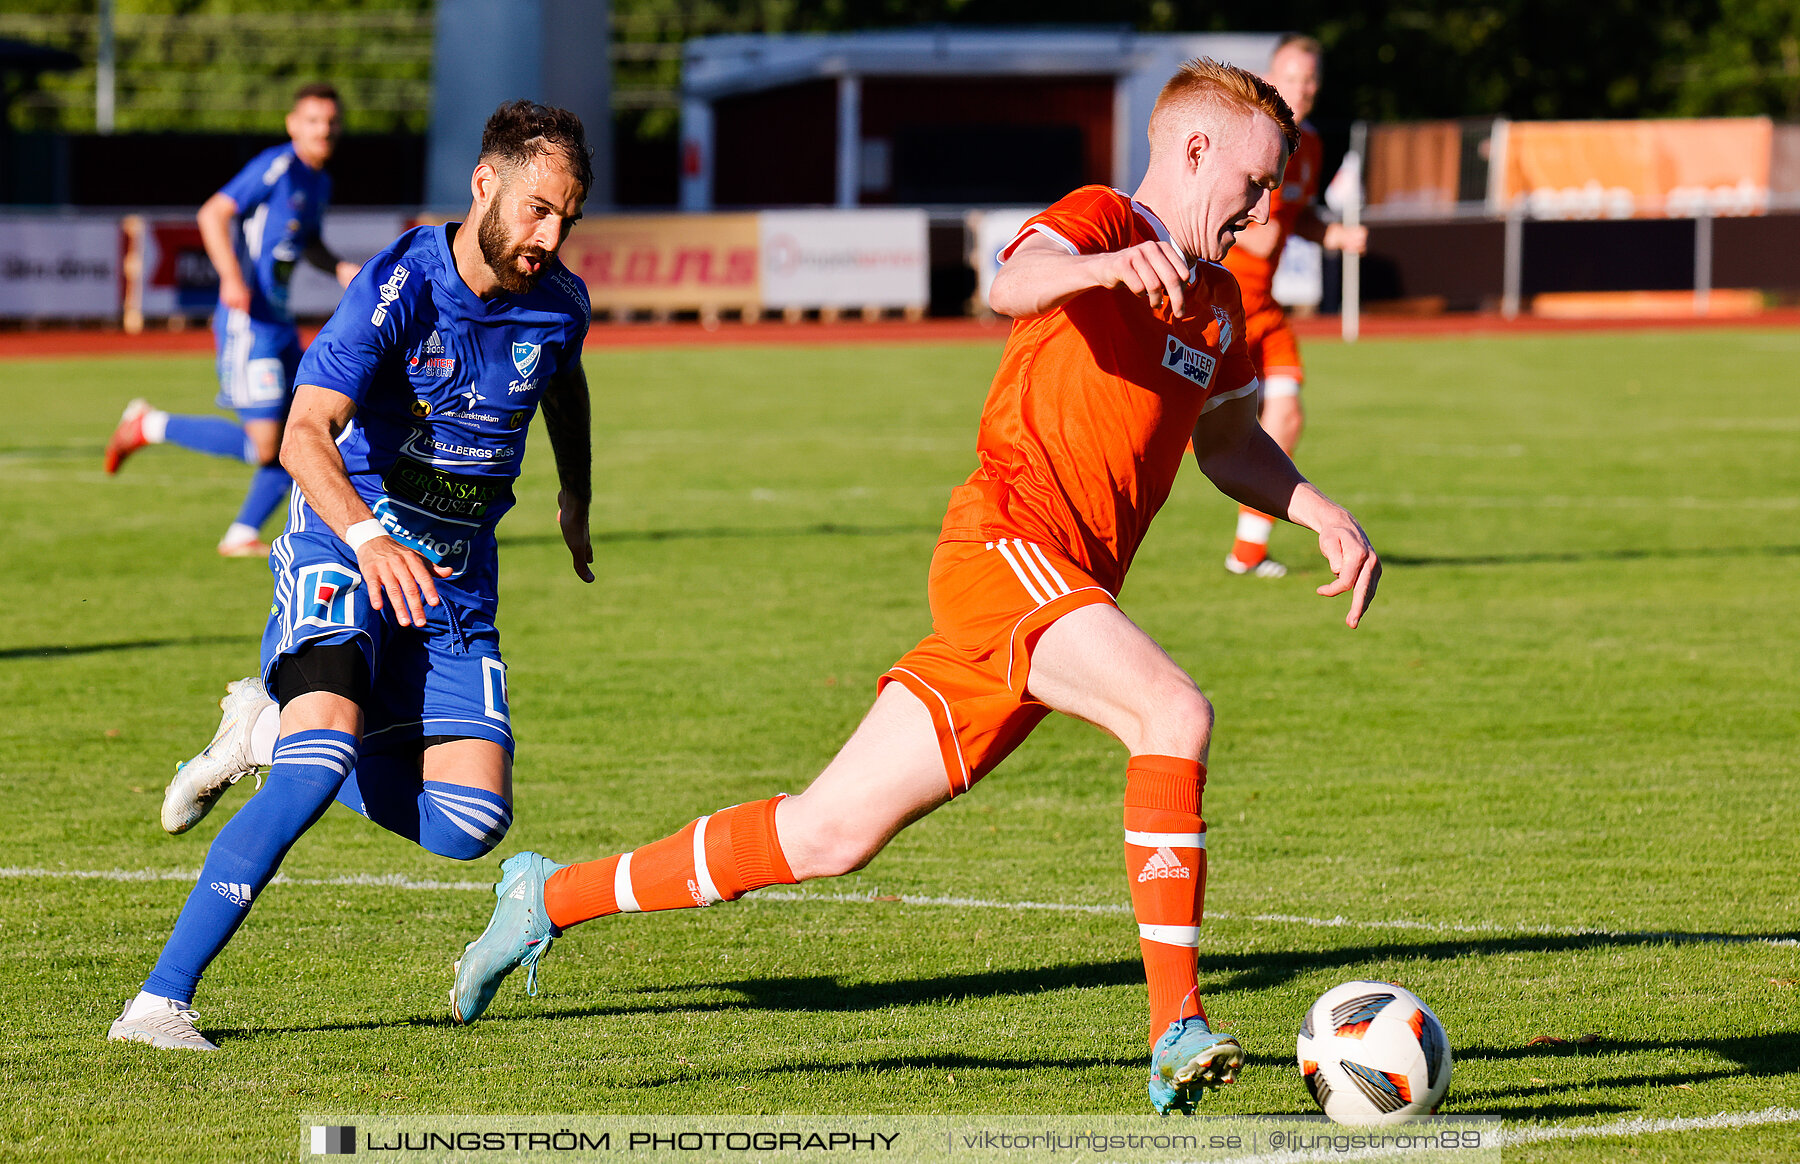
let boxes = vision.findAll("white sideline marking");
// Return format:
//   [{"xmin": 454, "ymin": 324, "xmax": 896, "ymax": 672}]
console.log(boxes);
[
  {"xmin": 0, "ymin": 866, "xmax": 493, "ymax": 893},
  {"xmin": 1498, "ymin": 1105, "xmax": 1800, "ymax": 1146},
  {"xmin": 4, "ymin": 866, "xmax": 1794, "ymax": 948},
  {"xmin": 1344, "ymin": 492, "xmax": 1800, "ymax": 511}
]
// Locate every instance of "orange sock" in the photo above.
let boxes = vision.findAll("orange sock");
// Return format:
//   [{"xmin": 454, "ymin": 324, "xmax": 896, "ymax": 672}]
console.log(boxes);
[
  {"xmin": 543, "ymin": 795, "xmax": 795, "ymax": 930},
  {"xmin": 1231, "ymin": 507, "xmax": 1275, "ymax": 567},
  {"xmin": 1124, "ymin": 754, "xmax": 1208, "ymax": 1045}
]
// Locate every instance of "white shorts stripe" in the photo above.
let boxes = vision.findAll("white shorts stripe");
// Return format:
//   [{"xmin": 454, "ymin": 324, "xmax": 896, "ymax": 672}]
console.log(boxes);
[
  {"xmin": 614, "ymin": 851, "xmax": 641, "ymax": 913},
  {"xmin": 1009, "ymin": 539, "xmax": 1066, "ymax": 599},
  {"xmin": 691, "ymin": 815, "xmax": 722, "ymax": 905},
  {"xmin": 886, "ymin": 666, "xmax": 972, "ymax": 793},
  {"xmin": 1139, "ymin": 923, "xmax": 1201, "ymax": 947},
  {"xmin": 1124, "ymin": 830, "xmax": 1207, "ymax": 849},
  {"xmin": 993, "ymin": 540, "xmax": 1050, "ymax": 604},
  {"xmin": 1021, "ymin": 542, "xmax": 1072, "ymax": 595}
]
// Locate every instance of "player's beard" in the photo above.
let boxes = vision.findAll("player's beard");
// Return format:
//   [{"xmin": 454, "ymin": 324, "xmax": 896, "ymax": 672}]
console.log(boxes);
[{"xmin": 477, "ymin": 195, "xmax": 550, "ymax": 295}]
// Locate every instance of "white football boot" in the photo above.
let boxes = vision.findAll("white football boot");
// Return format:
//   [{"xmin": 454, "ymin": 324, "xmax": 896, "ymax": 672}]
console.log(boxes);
[
  {"xmin": 1223, "ymin": 552, "xmax": 1288, "ymax": 579},
  {"xmin": 161, "ymin": 677, "xmax": 274, "ymax": 834},
  {"xmin": 107, "ymin": 997, "xmax": 220, "ymax": 1051}
]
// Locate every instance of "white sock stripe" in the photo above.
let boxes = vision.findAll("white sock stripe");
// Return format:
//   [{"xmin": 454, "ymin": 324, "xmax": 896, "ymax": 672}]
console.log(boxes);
[
  {"xmin": 1022, "ymin": 541, "xmax": 1072, "ymax": 595},
  {"xmin": 1138, "ymin": 923, "xmax": 1201, "ymax": 947},
  {"xmin": 993, "ymin": 540, "xmax": 1050, "ymax": 604},
  {"xmin": 428, "ymin": 794, "xmax": 510, "ymax": 834},
  {"xmin": 691, "ymin": 815, "xmax": 722, "ymax": 905},
  {"xmin": 1008, "ymin": 538, "xmax": 1065, "ymax": 599},
  {"xmin": 426, "ymin": 787, "xmax": 510, "ymax": 810},
  {"xmin": 274, "ymin": 740, "xmax": 357, "ymax": 761},
  {"xmin": 271, "ymin": 746, "xmax": 357, "ymax": 764},
  {"xmin": 1124, "ymin": 830, "xmax": 1207, "ymax": 849},
  {"xmin": 273, "ymin": 737, "xmax": 356, "ymax": 753},
  {"xmin": 272, "ymin": 757, "xmax": 355, "ymax": 774},
  {"xmin": 614, "ymin": 851, "xmax": 641, "ymax": 913},
  {"xmin": 437, "ymin": 811, "xmax": 493, "ymax": 842}
]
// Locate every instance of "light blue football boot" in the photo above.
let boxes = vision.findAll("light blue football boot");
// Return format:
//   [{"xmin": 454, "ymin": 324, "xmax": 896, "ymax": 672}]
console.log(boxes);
[
  {"xmin": 451, "ymin": 851, "xmax": 566, "ymax": 1023},
  {"xmin": 1148, "ymin": 1016, "xmax": 1244, "ymax": 1115}
]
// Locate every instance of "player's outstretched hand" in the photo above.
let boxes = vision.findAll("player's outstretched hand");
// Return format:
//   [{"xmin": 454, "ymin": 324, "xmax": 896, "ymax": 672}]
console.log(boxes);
[
  {"xmin": 356, "ymin": 537, "xmax": 452, "ymax": 627},
  {"xmin": 1314, "ymin": 514, "xmax": 1381, "ymax": 629},
  {"xmin": 1095, "ymin": 241, "xmax": 1192, "ymax": 317},
  {"xmin": 558, "ymin": 489, "xmax": 594, "ymax": 583}
]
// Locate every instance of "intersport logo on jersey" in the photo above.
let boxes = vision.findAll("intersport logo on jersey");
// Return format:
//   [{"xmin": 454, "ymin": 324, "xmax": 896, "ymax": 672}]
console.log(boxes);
[{"xmin": 1161, "ymin": 335, "xmax": 1216, "ymax": 390}]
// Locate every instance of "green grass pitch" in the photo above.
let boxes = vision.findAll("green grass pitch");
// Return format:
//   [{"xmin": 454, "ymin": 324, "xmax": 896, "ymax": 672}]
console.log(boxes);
[{"xmin": 2, "ymin": 327, "xmax": 1796, "ymax": 1161}]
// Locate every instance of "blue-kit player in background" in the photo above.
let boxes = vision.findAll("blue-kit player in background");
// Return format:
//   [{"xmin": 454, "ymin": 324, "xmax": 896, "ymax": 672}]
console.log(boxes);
[
  {"xmin": 105, "ymin": 82, "xmax": 362, "ymax": 557},
  {"xmin": 108, "ymin": 100, "xmax": 598, "ymax": 1051}
]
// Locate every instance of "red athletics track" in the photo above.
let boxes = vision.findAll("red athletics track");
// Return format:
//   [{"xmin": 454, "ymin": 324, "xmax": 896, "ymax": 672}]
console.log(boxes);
[{"xmin": 3, "ymin": 308, "xmax": 1799, "ymax": 359}]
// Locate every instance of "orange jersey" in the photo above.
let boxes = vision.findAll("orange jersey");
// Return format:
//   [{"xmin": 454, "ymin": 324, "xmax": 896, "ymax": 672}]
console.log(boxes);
[
  {"xmin": 939, "ymin": 185, "xmax": 1260, "ymax": 593},
  {"xmin": 1222, "ymin": 123, "xmax": 1323, "ymax": 308}
]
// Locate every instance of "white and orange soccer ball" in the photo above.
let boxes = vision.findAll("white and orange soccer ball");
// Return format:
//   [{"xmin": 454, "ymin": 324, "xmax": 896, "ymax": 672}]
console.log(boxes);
[{"xmin": 1296, "ymin": 980, "xmax": 1452, "ymax": 1125}]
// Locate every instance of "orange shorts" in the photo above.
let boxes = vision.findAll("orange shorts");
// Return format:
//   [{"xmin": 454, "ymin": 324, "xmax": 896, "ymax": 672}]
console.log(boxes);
[
  {"xmin": 1243, "ymin": 299, "xmax": 1303, "ymax": 384},
  {"xmin": 879, "ymin": 538, "xmax": 1116, "ymax": 796}
]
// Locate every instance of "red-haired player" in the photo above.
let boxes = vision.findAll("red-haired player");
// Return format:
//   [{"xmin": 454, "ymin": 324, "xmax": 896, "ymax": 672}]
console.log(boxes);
[{"xmin": 448, "ymin": 59, "xmax": 1381, "ymax": 1116}]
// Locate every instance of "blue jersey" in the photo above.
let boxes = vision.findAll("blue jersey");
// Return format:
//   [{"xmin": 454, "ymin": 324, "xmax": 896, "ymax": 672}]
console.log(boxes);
[
  {"xmin": 217, "ymin": 142, "xmax": 333, "ymax": 326},
  {"xmin": 292, "ymin": 223, "xmax": 590, "ymax": 609}
]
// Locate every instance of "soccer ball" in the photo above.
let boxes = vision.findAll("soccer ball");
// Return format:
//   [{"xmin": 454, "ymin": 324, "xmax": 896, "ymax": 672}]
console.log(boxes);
[{"xmin": 1296, "ymin": 980, "xmax": 1451, "ymax": 1125}]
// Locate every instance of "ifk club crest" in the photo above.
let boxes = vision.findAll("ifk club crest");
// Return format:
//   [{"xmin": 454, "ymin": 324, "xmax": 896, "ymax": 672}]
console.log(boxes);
[{"xmin": 511, "ymin": 340, "xmax": 542, "ymax": 379}]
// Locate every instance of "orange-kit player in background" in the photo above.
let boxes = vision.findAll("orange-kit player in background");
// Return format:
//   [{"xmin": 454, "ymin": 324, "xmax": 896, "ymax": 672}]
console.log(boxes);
[
  {"xmin": 1222, "ymin": 34, "xmax": 1368, "ymax": 578},
  {"xmin": 446, "ymin": 58, "xmax": 1381, "ymax": 1116}
]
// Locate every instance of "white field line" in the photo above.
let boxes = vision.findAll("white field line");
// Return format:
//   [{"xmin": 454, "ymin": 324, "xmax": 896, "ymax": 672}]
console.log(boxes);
[
  {"xmin": 1496, "ymin": 1105, "xmax": 1800, "ymax": 1146},
  {"xmin": 1342, "ymin": 493, "xmax": 1800, "ymax": 511},
  {"xmin": 2, "ymin": 866, "xmax": 1794, "ymax": 948}
]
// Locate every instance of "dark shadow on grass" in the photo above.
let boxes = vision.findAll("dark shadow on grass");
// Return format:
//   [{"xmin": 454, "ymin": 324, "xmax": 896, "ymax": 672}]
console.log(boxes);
[
  {"xmin": 498, "ymin": 521, "xmax": 939, "ymax": 549},
  {"xmin": 1384, "ymin": 543, "xmax": 1800, "ymax": 569},
  {"xmin": 0, "ymin": 634, "xmax": 245, "ymax": 660}
]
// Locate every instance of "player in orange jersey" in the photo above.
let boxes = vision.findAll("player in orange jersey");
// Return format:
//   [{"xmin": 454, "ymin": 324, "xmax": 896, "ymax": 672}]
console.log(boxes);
[
  {"xmin": 447, "ymin": 59, "xmax": 1381, "ymax": 1116},
  {"xmin": 1221, "ymin": 34, "xmax": 1368, "ymax": 578}
]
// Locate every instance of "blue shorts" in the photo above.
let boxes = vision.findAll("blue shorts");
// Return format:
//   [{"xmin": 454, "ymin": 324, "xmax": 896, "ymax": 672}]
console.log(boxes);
[
  {"xmin": 260, "ymin": 520, "xmax": 514, "ymax": 754},
  {"xmin": 214, "ymin": 307, "xmax": 303, "ymax": 424}
]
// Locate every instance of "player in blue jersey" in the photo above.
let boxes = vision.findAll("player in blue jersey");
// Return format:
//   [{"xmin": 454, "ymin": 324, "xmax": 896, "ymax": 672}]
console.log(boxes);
[
  {"xmin": 108, "ymin": 101, "xmax": 597, "ymax": 1051},
  {"xmin": 105, "ymin": 83, "xmax": 362, "ymax": 557}
]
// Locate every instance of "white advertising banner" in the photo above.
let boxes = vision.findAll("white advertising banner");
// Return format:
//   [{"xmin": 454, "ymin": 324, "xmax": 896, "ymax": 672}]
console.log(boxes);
[
  {"xmin": 758, "ymin": 209, "xmax": 928, "ymax": 310},
  {"xmin": 0, "ymin": 215, "xmax": 121, "ymax": 319},
  {"xmin": 138, "ymin": 210, "xmax": 409, "ymax": 320},
  {"xmin": 967, "ymin": 207, "xmax": 1040, "ymax": 316}
]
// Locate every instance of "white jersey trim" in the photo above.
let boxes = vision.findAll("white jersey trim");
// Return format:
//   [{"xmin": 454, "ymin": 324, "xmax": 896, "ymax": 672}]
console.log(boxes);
[
  {"xmin": 1201, "ymin": 376, "xmax": 1261, "ymax": 414},
  {"xmin": 999, "ymin": 222, "xmax": 1079, "ymax": 264}
]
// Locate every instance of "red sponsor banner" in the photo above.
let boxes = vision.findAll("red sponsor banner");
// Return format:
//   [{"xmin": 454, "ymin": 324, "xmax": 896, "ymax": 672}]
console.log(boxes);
[
  {"xmin": 1501, "ymin": 118, "xmax": 1772, "ymax": 217},
  {"xmin": 559, "ymin": 214, "xmax": 759, "ymax": 312}
]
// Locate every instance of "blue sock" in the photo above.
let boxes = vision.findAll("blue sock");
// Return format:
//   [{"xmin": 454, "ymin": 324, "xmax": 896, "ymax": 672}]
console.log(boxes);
[
  {"xmin": 142, "ymin": 729, "xmax": 357, "ymax": 1004},
  {"xmin": 162, "ymin": 414, "xmax": 255, "ymax": 463},
  {"xmin": 234, "ymin": 464, "xmax": 293, "ymax": 532},
  {"xmin": 336, "ymin": 754, "xmax": 513, "ymax": 861}
]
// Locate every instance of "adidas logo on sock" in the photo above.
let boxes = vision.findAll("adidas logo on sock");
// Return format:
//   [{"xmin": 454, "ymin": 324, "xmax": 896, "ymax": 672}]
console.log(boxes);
[
  {"xmin": 211, "ymin": 880, "xmax": 254, "ymax": 907},
  {"xmin": 1136, "ymin": 846, "xmax": 1192, "ymax": 883}
]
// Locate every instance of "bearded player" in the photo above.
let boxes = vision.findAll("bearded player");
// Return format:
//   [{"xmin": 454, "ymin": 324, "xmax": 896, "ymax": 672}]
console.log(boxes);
[
  {"xmin": 1222, "ymin": 35, "xmax": 1368, "ymax": 578},
  {"xmin": 449, "ymin": 60, "xmax": 1380, "ymax": 1115},
  {"xmin": 107, "ymin": 101, "xmax": 597, "ymax": 1052}
]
